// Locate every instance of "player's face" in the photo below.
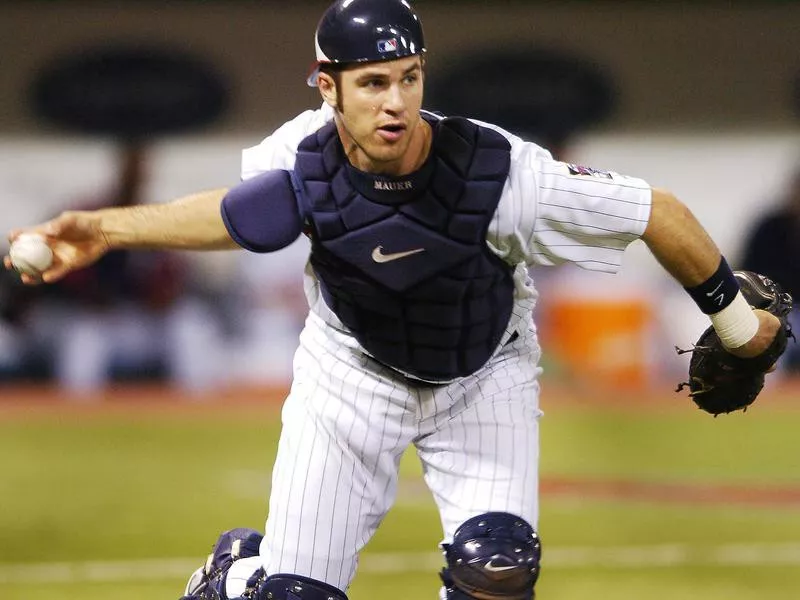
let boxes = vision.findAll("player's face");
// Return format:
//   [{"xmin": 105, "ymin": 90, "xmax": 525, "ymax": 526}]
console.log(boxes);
[{"xmin": 323, "ymin": 56, "xmax": 426, "ymax": 175}]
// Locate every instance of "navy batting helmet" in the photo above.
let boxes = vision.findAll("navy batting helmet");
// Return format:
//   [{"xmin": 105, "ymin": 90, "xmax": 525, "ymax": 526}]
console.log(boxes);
[{"xmin": 307, "ymin": 0, "xmax": 426, "ymax": 87}]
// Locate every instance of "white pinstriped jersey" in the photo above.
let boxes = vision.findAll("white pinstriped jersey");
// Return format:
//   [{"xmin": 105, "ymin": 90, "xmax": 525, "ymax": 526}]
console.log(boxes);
[
  {"xmin": 241, "ymin": 103, "xmax": 653, "ymax": 364},
  {"xmin": 225, "ymin": 104, "xmax": 653, "ymax": 595}
]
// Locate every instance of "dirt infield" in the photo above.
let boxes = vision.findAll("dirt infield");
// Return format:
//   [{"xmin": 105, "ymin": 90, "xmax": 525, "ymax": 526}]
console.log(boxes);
[
  {"xmin": 0, "ymin": 383, "xmax": 288, "ymax": 418},
  {"xmin": 1, "ymin": 377, "xmax": 799, "ymax": 414},
  {"xmin": 541, "ymin": 477, "xmax": 800, "ymax": 508}
]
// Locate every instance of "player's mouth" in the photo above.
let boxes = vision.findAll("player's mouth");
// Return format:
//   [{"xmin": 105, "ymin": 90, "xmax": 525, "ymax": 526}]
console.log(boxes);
[{"xmin": 376, "ymin": 123, "xmax": 407, "ymax": 143}]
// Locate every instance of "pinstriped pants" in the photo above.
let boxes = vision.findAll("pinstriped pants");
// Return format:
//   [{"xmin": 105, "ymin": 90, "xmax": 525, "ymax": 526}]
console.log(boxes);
[{"xmin": 260, "ymin": 312, "xmax": 543, "ymax": 592}]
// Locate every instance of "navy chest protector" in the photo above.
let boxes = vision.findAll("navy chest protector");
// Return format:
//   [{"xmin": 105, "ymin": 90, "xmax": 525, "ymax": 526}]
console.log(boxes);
[{"xmin": 294, "ymin": 117, "xmax": 515, "ymax": 382}]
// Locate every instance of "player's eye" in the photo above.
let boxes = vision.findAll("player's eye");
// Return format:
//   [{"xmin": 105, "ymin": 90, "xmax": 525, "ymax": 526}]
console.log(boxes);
[
  {"xmin": 362, "ymin": 78, "xmax": 385, "ymax": 89},
  {"xmin": 403, "ymin": 73, "xmax": 419, "ymax": 85}
]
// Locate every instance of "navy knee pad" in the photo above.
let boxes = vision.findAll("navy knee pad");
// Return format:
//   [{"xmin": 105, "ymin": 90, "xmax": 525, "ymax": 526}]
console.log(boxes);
[
  {"xmin": 255, "ymin": 574, "xmax": 348, "ymax": 600},
  {"xmin": 440, "ymin": 512, "xmax": 542, "ymax": 600}
]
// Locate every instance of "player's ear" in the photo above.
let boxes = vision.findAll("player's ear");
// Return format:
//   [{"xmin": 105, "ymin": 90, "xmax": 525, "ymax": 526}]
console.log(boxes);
[{"xmin": 317, "ymin": 73, "xmax": 338, "ymax": 109}]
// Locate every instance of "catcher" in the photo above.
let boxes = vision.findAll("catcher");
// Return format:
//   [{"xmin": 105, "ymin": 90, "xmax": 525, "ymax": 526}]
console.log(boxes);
[{"xmin": 676, "ymin": 270, "xmax": 794, "ymax": 415}]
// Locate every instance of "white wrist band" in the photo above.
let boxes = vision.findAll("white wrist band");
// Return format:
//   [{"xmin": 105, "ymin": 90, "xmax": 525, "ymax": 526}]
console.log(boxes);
[{"xmin": 709, "ymin": 291, "xmax": 759, "ymax": 349}]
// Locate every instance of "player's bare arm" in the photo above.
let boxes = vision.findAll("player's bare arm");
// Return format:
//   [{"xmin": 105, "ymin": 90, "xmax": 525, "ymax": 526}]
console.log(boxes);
[
  {"xmin": 642, "ymin": 187, "xmax": 780, "ymax": 358},
  {"xmin": 4, "ymin": 187, "xmax": 235, "ymax": 284},
  {"xmin": 642, "ymin": 188, "xmax": 721, "ymax": 286}
]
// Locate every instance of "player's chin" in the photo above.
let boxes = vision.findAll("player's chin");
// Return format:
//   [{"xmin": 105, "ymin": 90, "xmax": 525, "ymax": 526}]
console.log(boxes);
[{"xmin": 366, "ymin": 141, "xmax": 408, "ymax": 163}]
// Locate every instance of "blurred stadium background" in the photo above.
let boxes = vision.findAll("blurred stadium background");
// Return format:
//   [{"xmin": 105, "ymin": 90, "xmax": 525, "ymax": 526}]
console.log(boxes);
[{"xmin": 1, "ymin": 1, "xmax": 800, "ymax": 599}]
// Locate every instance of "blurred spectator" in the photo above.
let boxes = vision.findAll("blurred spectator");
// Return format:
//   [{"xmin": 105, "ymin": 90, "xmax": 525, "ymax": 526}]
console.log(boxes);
[
  {"xmin": 739, "ymin": 166, "xmax": 800, "ymax": 373},
  {"xmin": 6, "ymin": 143, "xmax": 227, "ymax": 393},
  {"xmin": 0, "ymin": 269, "xmax": 47, "ymax": 380}
]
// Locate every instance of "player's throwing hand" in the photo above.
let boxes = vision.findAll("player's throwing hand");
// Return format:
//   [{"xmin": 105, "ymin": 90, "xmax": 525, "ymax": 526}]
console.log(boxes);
[{"xmin": 4, "ymin": 211, "xmax": 110, "ymax": 284}]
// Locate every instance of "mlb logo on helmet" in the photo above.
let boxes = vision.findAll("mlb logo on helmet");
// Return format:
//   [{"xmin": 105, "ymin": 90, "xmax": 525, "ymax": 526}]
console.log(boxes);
[{"xmin": 377, "ymin": 38, "xmax": 399, "ymax": 53}]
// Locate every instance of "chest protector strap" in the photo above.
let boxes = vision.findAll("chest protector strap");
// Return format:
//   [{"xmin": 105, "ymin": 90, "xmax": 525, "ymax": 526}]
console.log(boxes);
[{"xmin": 294, "ymin": 117, "xmax": 515, "ymax": 382}]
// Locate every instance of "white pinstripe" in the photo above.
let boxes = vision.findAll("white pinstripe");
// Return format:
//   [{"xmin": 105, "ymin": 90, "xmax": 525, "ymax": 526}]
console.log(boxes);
[
  {"xmin": 238, "ymin": 106, "xmax": 652, "ymax": 593},
  {"xmin": 261, "ymin": 313, "xmax": 542, "ymax": 591}
]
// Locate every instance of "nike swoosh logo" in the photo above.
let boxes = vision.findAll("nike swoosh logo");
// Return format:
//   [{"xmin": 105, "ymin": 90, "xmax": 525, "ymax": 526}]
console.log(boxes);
[
  {"xmin": 706, "ymin": 281, "xmax": 724, "ymax": 297},
  {"xmin": 484, "ymin": 560, "xmax": 516, "ymax": 573},
  {"xmin": 371, "ymin": 246, "xmax": 426, "ymax": 263}
]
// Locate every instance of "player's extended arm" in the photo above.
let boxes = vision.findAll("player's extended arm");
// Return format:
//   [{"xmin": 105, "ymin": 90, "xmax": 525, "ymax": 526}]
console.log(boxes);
[
  {"xmin": 641, "ymin": 188, "xmax": 780, "ymax": 358},
  {"xmin": 5, "ymin": 188, "xmax": 236, "ymax": 284}
]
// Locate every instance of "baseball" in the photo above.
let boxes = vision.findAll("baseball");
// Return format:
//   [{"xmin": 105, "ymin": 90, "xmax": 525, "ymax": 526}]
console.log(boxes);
[{"xmin": 9, "ymin": 233, "xmax": 54, "ymax": 277}]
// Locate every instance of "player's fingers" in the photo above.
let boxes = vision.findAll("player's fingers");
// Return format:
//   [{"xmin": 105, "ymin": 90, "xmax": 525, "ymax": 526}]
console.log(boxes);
[
  {"xmin": 40, "ymin": 263, "xmax": 74, "ymax": 284},
  {"xmin": 17, "ymin": 213, "xmax": 76, "ymax": 240},
  {"xmin": 8, "ymin": 223, "xmax": 56, "ymax": 244},
  {"xmin": 18, "ymin": 271, "xmax": 44, "ymax": 285},
  {"xmin": 3, "ymin": 256, "xmax": 11, "ymax": 270},
  {"xmin": 7, "ymin": 228, "xmax": 23, "ymax": 243}
]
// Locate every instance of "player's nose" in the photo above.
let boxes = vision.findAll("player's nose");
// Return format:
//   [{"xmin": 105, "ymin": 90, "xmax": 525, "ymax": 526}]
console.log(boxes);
[{"xmin": 382, "ymin": 83, "xmax": 406, "ymax": 114}]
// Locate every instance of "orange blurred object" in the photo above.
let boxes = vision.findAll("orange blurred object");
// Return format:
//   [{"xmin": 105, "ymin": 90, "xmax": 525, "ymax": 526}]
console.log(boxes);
[{"xmin": 543, "ymin": 298, "xmax": 652, "ymax": 388}]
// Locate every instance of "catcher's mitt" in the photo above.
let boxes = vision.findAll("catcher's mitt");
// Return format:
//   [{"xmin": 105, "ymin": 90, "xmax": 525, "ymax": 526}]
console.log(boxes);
[{"xmin": 675, "ymin": 271, "xmax": 794, "ymax": 416}]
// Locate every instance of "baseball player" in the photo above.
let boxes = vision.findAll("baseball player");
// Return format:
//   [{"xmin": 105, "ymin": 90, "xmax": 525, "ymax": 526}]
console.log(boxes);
[{"xmin": 5, "ymin": 1, "xmax": 784, "ymax": 599}]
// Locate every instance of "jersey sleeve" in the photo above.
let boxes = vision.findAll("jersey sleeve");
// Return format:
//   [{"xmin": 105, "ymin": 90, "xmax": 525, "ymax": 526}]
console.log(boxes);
[
  {"xmin": 493, "ymin": 140, "xmax": 652, "ymax": 273},
  {"xmin": 225, "ymin": 104, "xmax": 333, "ymax": 252},
  {"xmin": 241, "ymin": 103, "xmax": 334, "ymax": 180}
]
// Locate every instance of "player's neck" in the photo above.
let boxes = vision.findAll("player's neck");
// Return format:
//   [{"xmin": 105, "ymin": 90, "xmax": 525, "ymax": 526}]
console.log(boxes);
[
  {"xmin": 399, "ymin": 118, "xmax": 432, "ymax": 174},
  {"xmin": 339, "ymin": 118, "xmax": 432, "ymax": 177}
]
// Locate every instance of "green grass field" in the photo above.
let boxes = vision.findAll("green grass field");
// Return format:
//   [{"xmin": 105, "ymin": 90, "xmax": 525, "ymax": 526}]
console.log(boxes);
[{"xmin": 1, "ymin": 382, "xmax": 800, "ymax": 600}]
